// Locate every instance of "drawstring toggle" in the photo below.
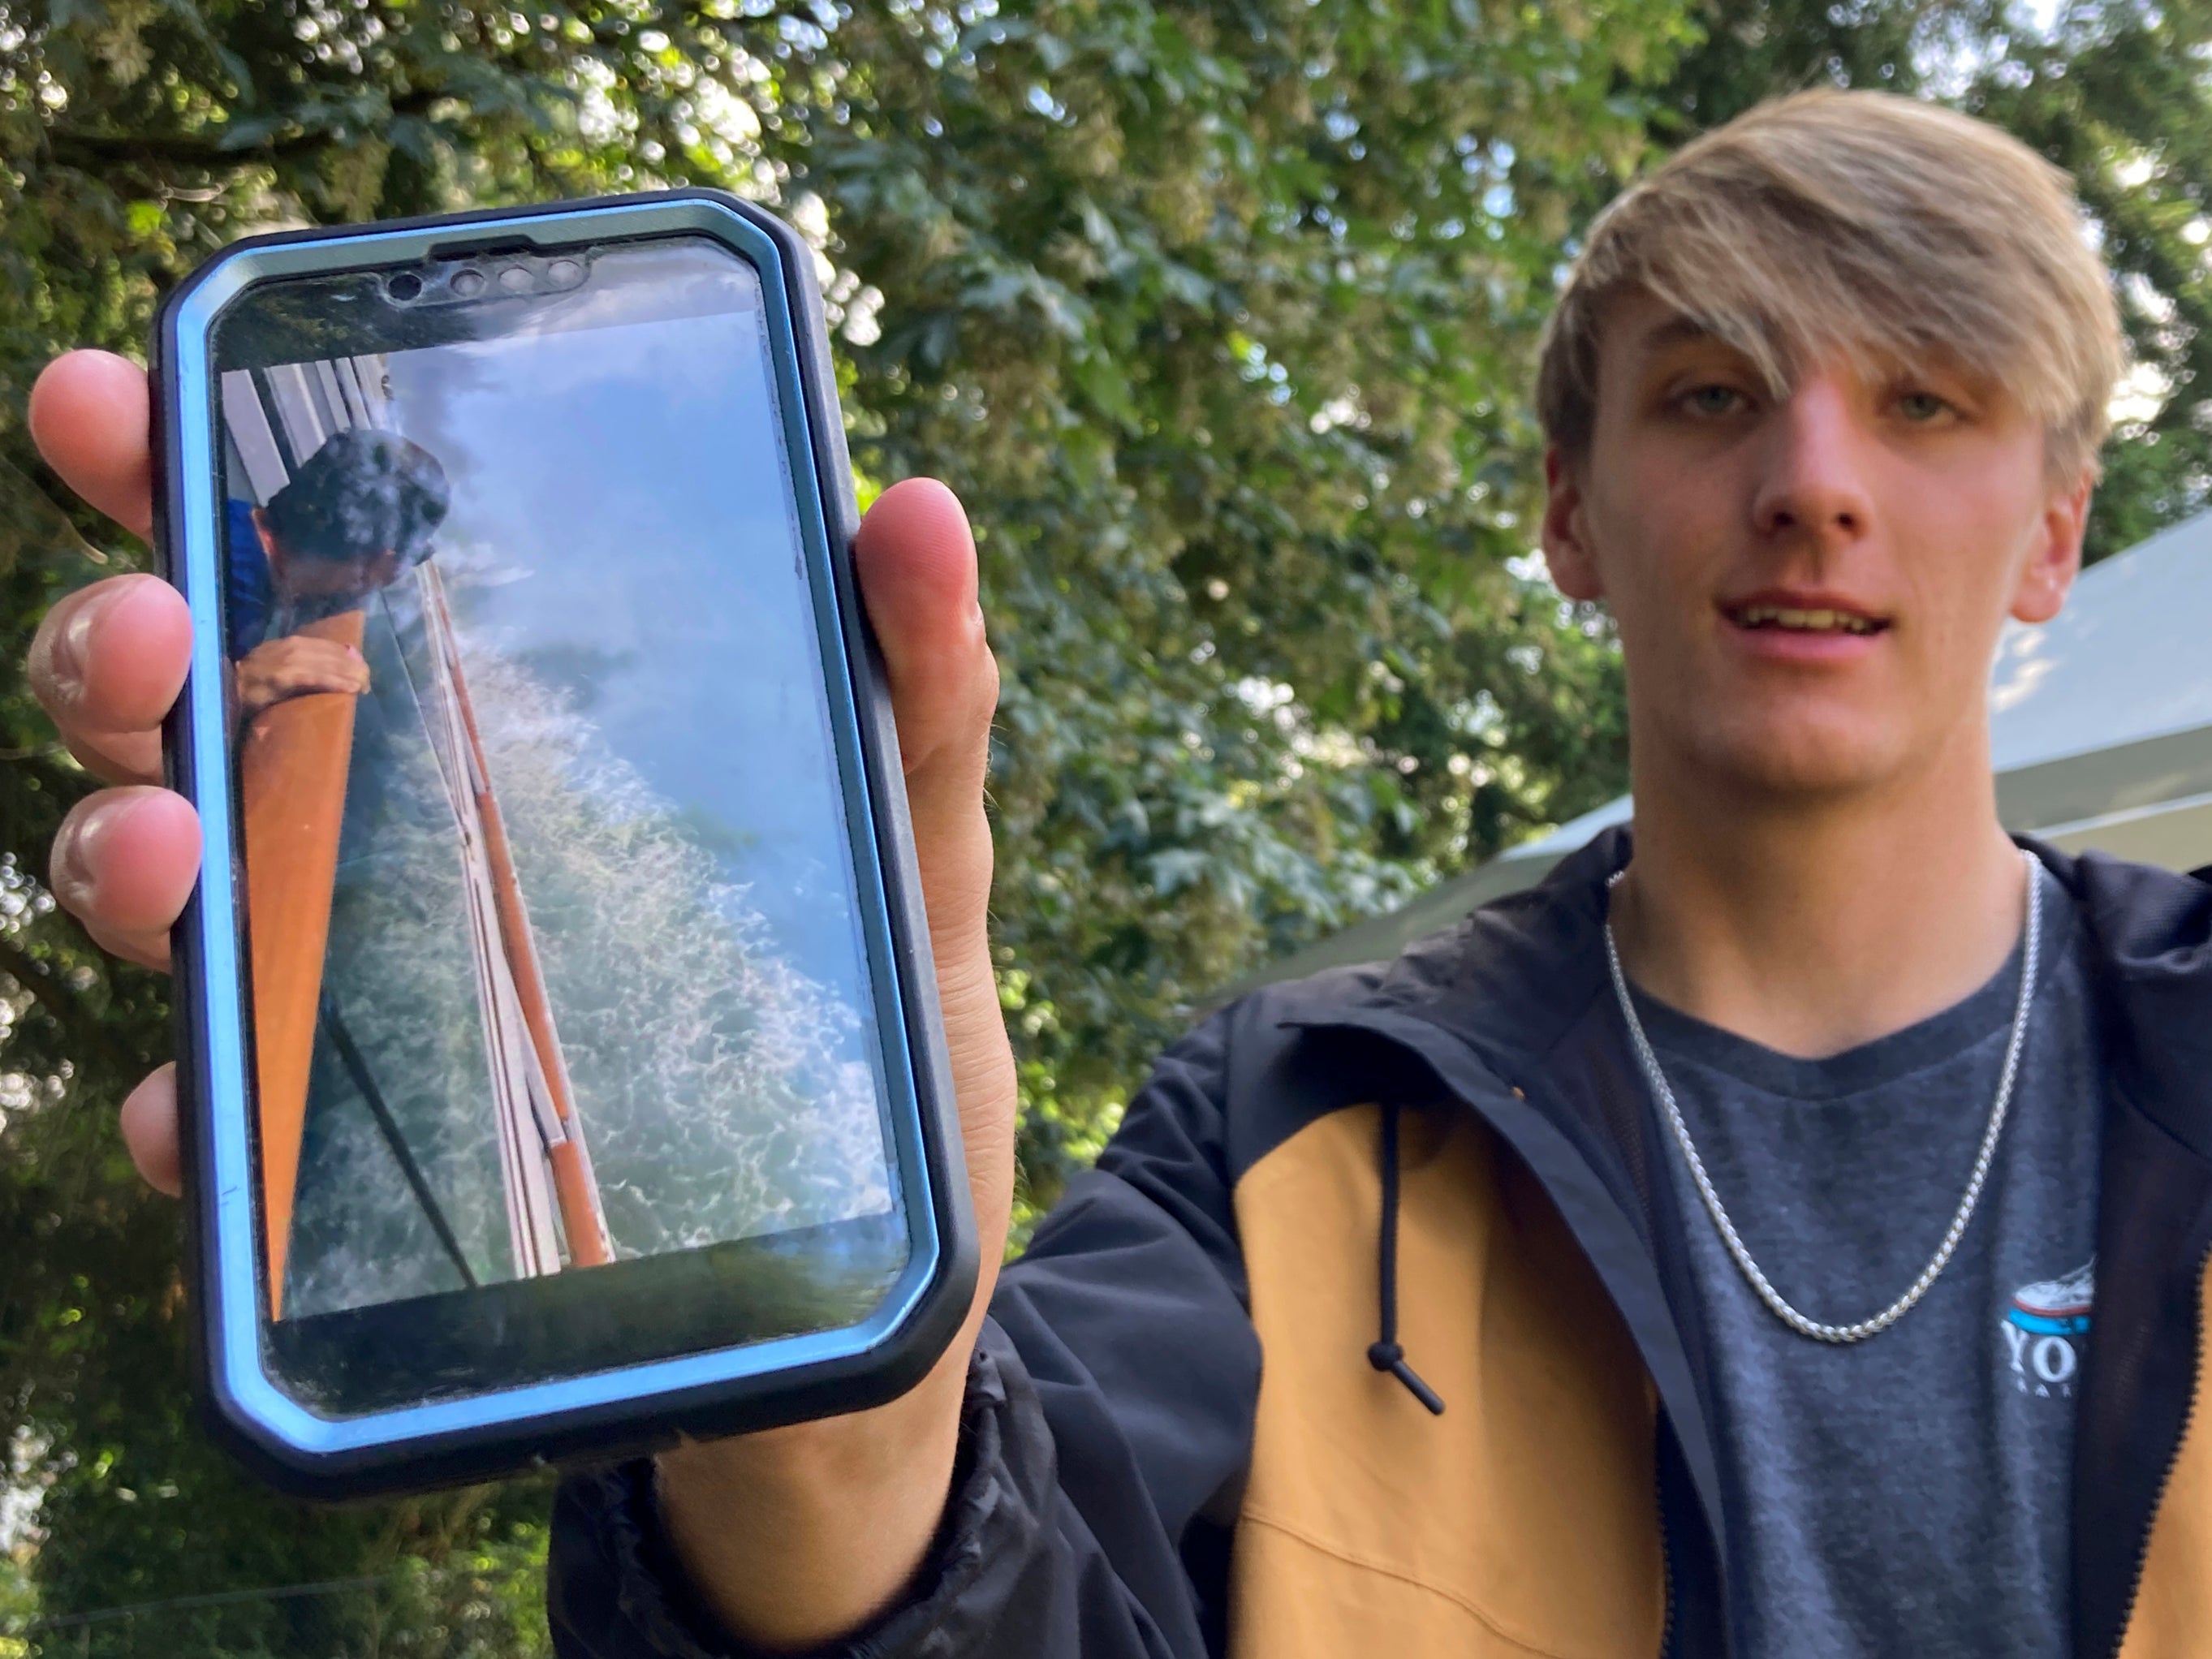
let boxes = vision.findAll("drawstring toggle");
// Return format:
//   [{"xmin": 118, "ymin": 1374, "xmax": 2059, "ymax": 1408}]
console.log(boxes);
[
  {"xmin": 1370, "ymin": 1101, "xmax": 1446, "ymax": 1417},
  {"xmin": 1367, "ymin": 1340, "xmax": 1445, "ymax": 1416}
]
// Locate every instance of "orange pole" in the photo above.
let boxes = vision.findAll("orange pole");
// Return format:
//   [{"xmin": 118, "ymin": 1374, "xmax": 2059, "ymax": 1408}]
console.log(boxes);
[
  {"xmin": 238, "ymin": 610, "xmax": 366, "ymax": 1316},
  {"xmin": 429, "ymin": 585, "xmax": 610, "ymax": 1269},
  {"xmin": 469, "ymin": 773, "xmax": 609, "ymax": 1266}
]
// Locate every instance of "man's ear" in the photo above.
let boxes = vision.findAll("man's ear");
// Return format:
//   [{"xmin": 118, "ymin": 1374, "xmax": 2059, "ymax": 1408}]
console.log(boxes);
[
  {"xmin": 1541, "ymin": 443, "xmax": 1605, "ymax": 602},
  {"xmin": 251, "ymin": 506, "xmax": 287, "ymax": 584},
  {"xmin": 2010, "ymin": 472, "xmax": 2091, "ymax": 627}
]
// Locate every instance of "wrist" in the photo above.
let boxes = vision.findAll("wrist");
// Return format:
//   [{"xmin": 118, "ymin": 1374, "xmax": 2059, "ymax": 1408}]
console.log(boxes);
[{"xmin": 652, "ymin": 1320, "xmax": 978, "ymax": 1652}]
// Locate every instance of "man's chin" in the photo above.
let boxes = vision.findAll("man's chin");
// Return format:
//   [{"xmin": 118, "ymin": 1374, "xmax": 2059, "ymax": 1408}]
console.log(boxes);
[{"xmin": 1682, "ymin": 726, "xmax": 1907, "ymax": 806}]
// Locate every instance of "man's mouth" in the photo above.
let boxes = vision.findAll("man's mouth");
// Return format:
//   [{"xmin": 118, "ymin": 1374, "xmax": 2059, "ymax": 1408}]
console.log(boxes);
[{"xmin": 1725, "ymin": 603, "xmax": 1890, "ymax": 637}]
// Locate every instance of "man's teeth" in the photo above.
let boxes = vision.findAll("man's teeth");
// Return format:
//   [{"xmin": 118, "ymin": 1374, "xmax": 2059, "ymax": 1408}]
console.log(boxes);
[{"xmin": 1734, "ymin": 605, "xmax": 1881, "ymax": 635}]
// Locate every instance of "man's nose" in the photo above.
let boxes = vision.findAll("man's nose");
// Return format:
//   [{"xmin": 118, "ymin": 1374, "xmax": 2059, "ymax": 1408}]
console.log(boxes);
[{"xmin": 1748, "ymin": 371, "xmax": 1876, "ymax": 545}]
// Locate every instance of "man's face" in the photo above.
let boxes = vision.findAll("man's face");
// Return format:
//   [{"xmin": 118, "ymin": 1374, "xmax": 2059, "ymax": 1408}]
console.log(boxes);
[
  {"xmin": 252, "ymin": 508, "xmax": 403, "ymax": 602},
  {"xmin": 1542, "ymin": 291, "xmax": 2092, "ymax": 804}
]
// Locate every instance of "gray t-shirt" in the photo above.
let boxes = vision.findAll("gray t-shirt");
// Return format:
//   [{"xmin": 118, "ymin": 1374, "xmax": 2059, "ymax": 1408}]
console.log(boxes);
[{"xmin": 1629, "ymin": 868, "xmax": 2101, "ymax": 1657}]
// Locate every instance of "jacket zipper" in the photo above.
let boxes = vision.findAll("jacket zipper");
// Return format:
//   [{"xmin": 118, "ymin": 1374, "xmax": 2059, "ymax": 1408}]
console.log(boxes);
[
  {"xmin": 1654, "ymin": 1450, "xmax": 1678, "ymax": 1659},
  {"xmin": 2106, "ymin": 1238, "xmax": 2212, "ymax": 1657}
]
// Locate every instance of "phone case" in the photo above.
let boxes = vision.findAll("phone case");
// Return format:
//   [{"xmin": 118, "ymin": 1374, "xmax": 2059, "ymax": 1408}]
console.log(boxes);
[{"xmin": 148, "ymin": 189, "xmax": 977, "ymax": 1498}]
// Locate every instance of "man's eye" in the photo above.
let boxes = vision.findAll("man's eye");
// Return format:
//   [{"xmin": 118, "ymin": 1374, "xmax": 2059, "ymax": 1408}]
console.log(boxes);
[
  {"xmin": 1681, "ymin": 385, "xmax": 1747, "ymax": 417},
  {"xmin": 1897, "ymin": 390, "xmax": 1952, "ymax": 422}
]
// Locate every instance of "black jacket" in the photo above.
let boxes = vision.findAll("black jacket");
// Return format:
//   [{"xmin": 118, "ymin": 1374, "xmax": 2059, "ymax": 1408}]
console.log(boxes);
[{"xmin": 545, "ymin": 830, "xmax": 2212, "ymax": 1658}]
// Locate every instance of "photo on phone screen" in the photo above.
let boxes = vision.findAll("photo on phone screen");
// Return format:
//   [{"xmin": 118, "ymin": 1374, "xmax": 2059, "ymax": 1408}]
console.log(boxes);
[{"xmin": 209, "ymin": 239, "xmax": 907, "ymax": 1378}]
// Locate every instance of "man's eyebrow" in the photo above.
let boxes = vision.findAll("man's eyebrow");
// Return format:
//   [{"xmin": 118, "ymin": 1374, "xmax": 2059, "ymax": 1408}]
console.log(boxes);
[{"xmin": 1638, "ymin": 315, "xmax": 1719, "ymax": 353}]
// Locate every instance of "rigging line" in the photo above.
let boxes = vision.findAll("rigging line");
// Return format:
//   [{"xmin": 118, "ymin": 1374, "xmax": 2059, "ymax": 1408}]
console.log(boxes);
[
  {"xmin": 421, "ymin": 567, "xmax": 613, "ymax": 1266},
  {"xmin": 318, "ymin": 996, "xmax": 480, "ymax": 1290},
  {"xmin": 383, "ymin": 578, "xmax": 473, "ymax": 883},
  {"xmin": 414, "ymin": 567, "xmax": 562, "ymax": 1277},
  {"xmin": 382, "ymin": 580, "xmax": 470, "ymax": 818},
  {"xmin": 378, "ymin": 584, "xmax": 430, "ymax": 733}
]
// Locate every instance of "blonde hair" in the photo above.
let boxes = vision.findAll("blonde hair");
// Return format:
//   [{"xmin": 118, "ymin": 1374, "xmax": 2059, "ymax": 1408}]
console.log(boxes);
[{"xmin": 1534, "ymin": 89, "xmax": 2126, "ymax": 480}]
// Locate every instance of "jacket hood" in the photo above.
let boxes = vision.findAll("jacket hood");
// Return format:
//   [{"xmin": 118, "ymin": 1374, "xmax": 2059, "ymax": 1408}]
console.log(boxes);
[
  {"xmin": 1360, "ymin": 823, "xmax": 1629, "ymax": 1066},
  {"xmin": 2066, "ymin": 847, "xmax": 2212, "ymax": 1162}
]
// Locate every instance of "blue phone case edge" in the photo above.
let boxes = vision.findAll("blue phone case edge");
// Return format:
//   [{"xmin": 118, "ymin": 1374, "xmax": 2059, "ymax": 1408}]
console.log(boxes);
[{"xmin": 147, "ymin": 187, "xmax": 978, "ymax": 1502}]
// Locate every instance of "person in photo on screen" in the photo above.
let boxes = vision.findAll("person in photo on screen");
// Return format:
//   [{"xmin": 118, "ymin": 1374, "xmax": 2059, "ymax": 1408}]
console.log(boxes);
[{"xmin": 224, "ymin": 426, "xmax": 451, "ymax": 723}]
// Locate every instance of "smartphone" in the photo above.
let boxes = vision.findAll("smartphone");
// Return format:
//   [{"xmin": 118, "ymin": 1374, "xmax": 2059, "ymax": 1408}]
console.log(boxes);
[{"xmin": 148, "ymin": 190, "xmax": 975, "ymax": 1498}]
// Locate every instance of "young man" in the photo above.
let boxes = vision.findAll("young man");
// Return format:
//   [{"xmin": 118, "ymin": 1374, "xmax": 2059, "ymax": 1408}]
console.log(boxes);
[
  {"xmin": 225, "ymin": 425, "xmax": 451, "ymax": 722},
  {"xmin": 28, "ymin": 88, "xmax": 2212, "ymax": 1657}
]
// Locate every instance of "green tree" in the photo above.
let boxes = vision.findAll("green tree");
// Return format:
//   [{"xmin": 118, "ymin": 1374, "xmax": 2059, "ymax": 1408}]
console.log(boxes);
[
  {"xmin": 10, "ymin": 0, "xmax": 2212, "ymax": 1644},
  {"xmin": 816, "ymin": 0, "xmax": 1693, "ymax": 1204},
  {"xmin": 0, "ymin": 0, "xmax": 1688, "ymax": 1641},
  {"xmin": 1964, "ymin": 0, "xmax": 2212, "ymax": 562}
]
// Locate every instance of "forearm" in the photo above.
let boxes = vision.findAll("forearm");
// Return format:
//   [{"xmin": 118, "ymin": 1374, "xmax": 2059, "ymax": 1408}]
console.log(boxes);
[
  {"xmin": 553, "ymin": 1061, "xmax": 1262, "ymax": 1659},
  {"xmin": 651, "ymin": 1283, "xmax": 995, "ymax": 1653},
  {"xmin": 650, "ymin": 903, "xmax": 1017, "ymax": 1651}
]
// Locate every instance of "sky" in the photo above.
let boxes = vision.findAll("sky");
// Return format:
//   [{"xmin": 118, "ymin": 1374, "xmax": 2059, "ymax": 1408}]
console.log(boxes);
[{"xmin": 379, "ymin": 288, "xmax": 881, "ymax": 1022}]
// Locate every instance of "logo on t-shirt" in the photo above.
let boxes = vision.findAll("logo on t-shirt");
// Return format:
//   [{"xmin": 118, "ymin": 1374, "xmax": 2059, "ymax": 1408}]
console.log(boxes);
[{"xmin": 2001, "ymin": 1259, "xmax": 2093, "ymax": 1399}]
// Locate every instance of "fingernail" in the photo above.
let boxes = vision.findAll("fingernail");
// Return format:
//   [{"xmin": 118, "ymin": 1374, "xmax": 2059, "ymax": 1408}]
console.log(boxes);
[
  {"xmin": 49, "ymin": 577, "xmax": 162, "ymax": 705},
  {"xmin": 44, "ymin": 596, "xmax": 99, "ymax": 705},
  {"xmin": 51, "ymin": 802, "xmax": 113, "ymax": 907}
]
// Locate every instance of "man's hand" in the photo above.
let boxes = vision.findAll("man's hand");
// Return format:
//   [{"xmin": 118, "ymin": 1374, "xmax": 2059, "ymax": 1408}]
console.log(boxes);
[
  {"xmin": 235, "ymin": 636, "xmax": 372, "ymax": 722},
  {"xmin": 25, "ymin": 347, "xmax": 1019, "ymax": 1649}
]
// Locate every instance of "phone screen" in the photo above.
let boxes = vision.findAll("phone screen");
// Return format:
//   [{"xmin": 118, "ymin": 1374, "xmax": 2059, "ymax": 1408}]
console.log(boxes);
[{"xmin": 208, "ymin": 238, "xmax": 911, "ymax": 1412}]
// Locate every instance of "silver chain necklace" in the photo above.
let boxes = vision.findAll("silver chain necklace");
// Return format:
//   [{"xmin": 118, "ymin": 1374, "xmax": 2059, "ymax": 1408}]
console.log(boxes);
[{"xmin": 1602, "ymin": 847, "xmax": 2042, "ymax": 1344}]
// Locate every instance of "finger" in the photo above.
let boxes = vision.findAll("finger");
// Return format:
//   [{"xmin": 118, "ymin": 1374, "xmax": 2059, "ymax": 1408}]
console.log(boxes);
[
  {"xmin": 265, "ymin": 662, "xmax": 369, "ymax": 698},
  {"xmin": 291, "ymin": 644, "xmax": 371, "ymax": 692},
  {"xmin": 119, "ymin": 1064, "xmax": 183, "ymax": 1196},
  {"xmin": 28, "ymin": 574, "xmax": 192, "ymax": 785},
  {"xmin": 28, "ymin": 351, "xmax": 154, "ymax": 541},
  {"xmin": 272, "ymin": 640, "xmax": 364, "ymax": 670},
  {"xmin": 49, "ymin": 786, "xmax": 202, "ymax": 971},
  {"xmin": 852, "ymin": 480, "xmax": 1004, "ymax": 1107},
  {"xmin": 854, "ymin": 480, "xmax": 999, "ymax": 804}
]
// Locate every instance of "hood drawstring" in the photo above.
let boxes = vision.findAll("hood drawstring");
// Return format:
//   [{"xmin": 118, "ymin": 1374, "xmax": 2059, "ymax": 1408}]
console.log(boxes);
[{"xmin": 1368, "ymin": 1101, "xmax": 1446, "ymax": 1416}]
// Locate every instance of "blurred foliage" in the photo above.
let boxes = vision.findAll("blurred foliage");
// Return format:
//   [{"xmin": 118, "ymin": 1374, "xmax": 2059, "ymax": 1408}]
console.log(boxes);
[
  {"xmin": 2, "ymin": 1531, "xmax": 551, "ymax": 1655},
  {"xmin": 2, "ymin": 0, "xmax": 2211, "ymax": 1645},
  {"xmin": 821, "ymin": 0, "xmax": 1690, "ymax": 1205},
  {"xmin": 1966, "ymin": 1, "xmax": 2212, "ymax": 562}
]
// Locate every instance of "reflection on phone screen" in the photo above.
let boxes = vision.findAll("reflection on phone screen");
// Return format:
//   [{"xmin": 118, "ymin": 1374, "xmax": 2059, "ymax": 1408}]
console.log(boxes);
[{"xmin": 211, "ymin": 240, "xmax": 904, "ymax": 1398}]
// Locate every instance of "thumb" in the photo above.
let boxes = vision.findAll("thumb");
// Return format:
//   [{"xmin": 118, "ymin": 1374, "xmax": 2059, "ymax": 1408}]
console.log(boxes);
[
  {"xmin": 853, "ymin": 480, "xmax": 999, "ymax": 927},
  {"xmin": 853, "ymin": 479, "xmax": 1011, "ymax": 1251}
]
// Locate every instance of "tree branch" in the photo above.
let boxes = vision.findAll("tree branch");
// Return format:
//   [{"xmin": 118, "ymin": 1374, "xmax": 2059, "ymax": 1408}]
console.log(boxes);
[
  {"xmin": 0, "ymin": 933, "xmax": 110, "ymax": 1068},
  {"xmin": 47, "ymin": 127, "xmax": 333, "ymax": 168},
  {"xmin": 47, "ymin": 90, "xmax": 448, "ymax": 171}
]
